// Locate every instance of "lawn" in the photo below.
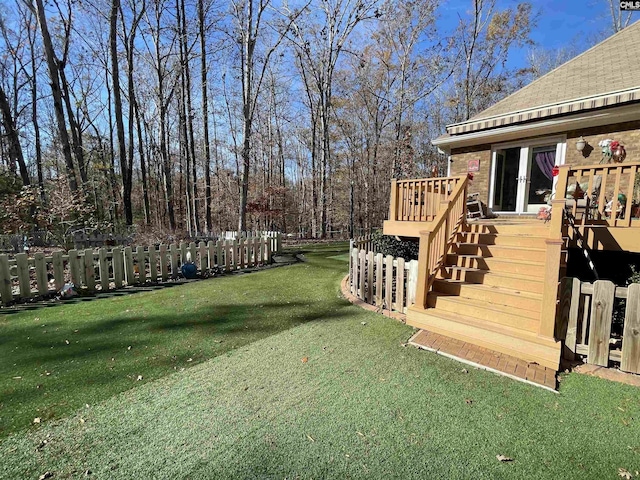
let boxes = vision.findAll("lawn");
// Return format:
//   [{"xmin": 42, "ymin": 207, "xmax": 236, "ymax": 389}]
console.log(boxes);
[{"xmin": 0, "ymin": 243, "xmax": 639, "ymax": 479}]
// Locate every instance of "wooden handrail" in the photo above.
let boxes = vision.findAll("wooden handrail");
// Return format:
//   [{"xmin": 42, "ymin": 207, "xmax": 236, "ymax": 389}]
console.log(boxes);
[
  {"xmin": 414, "ymin": 176, "xmax": 469, "ymax": 309},
  {"xmin": 389, "ymin": 175, "xmax": 467, "ymax": 223},
  {"xmin": 553, "ymin": 161, "xmax": 640, "ymax": 229}
]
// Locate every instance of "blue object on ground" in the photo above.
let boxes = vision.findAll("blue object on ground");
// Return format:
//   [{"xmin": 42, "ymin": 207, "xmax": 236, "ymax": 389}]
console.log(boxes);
[{"xmin": 181, "ymin": 262, "xmax": 198, "ymax": 279}]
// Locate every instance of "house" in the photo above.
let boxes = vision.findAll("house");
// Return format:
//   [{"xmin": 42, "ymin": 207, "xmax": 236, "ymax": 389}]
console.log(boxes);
[{"xmin": 382, "ymin": 21, "xmax": 640, "ymax": 374}]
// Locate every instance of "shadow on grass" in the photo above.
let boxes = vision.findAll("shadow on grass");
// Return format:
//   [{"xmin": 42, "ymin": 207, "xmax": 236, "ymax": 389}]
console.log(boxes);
[{"xmin": 0, "ymin": 298, "xmax": 354, "ymax": 437}]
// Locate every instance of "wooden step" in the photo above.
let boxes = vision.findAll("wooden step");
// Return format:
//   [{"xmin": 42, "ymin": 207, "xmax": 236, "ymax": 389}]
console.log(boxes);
[
  {"xmin": 432, "ymin": 279, "xmax": 542, "ymax": 311},
  {"xmin": 458, "ymin": 232, "xmax": 547, "ymax": 248},
  {"xmin": 442, "ymin": 267, "xmax": 545, "ymax": 294},
  {"xmin": 454, "ymin": 243, "xmax": 546, "ymax": 262},
  {"xmin": 446, "ymin": 254, "xmax": 546, "ymax": 277},
  {"xmin": 407, "ymin": 305, "xmax": 561, "ymax": 370},
  {"xmin": 465, "ymin": 222, "xmax": 550, "ymax": 236}
]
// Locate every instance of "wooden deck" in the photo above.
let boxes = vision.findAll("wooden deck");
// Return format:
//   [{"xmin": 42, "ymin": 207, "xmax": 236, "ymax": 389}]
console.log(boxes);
[{"xmin": 409, "ymin": 329, "xmax": 558, "ymax": 390}]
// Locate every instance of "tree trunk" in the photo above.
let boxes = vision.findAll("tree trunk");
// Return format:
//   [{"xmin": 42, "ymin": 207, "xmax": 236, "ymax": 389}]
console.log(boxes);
[
  {"xmin": 110, "ymin": 0, "xmax": 131, "ymax": 225},
  {"xmin": 0, "ymin": 85, "xmax": 29, "ymax": 186},
  {"xmin": 198, "ymin": 0, "xmax": 213, "ymax": 234},
  {"xmin": 33, "ymin": 0, "xmax": 77, "ymax": 192}
]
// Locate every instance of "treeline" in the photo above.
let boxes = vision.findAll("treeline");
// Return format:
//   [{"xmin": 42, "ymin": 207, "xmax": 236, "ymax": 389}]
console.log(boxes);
[{"xmin": 0, "ymin": 0, "xmax": 606, "ymax": 238}]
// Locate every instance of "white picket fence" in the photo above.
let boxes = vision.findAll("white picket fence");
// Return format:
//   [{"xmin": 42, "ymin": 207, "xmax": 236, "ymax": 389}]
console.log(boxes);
[
  {"xmin": 0, "ymin": 234, "xmax": 282, "ymax": 306},
  {"xmin": 348, "ymin": 241, "xmax": 419, "ymax": 316}
]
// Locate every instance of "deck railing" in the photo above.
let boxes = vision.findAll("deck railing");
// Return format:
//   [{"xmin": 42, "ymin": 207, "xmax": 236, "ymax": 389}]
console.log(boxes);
[
  {"xmin": 414, "ymin": 176, "xmax": 469, "ymax": 308},
  {"xmin": 554, "ymin": 161, "xmax": 640, "ymax": 227},
  {"xmin": 389, "ymin": 176, "xmax": 466, "ymax": 223}
]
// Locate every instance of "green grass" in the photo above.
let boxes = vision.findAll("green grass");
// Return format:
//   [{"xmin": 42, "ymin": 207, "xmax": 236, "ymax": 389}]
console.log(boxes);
[{"xmin": 1, "ymin": 243, "xmax": 639, "ymax": 479}]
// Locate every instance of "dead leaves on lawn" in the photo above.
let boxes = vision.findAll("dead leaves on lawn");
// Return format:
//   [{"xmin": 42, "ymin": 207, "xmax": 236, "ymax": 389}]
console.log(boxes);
[{"xmin": 496, "ymin": 454, "xmax": 513, "ymax": 462}]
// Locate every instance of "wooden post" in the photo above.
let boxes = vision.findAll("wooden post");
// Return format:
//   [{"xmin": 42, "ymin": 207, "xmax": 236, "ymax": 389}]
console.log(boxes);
[
  {"xmin": 52, "ymin": 251, "xmax": 64, "ymax": 291},
  {"xmin": 225, "ymin": 240, "xmax": 231, "ymax": 271},
  {"xmin": 621, "ymin": 283, "xmax": 640, "ymax": 374},
  {"xmin": 14, "ymin": 253, "xmax": 30, "ymax": 299},
  {"xmin": 112, "ymin": 247, "xmax": 124, "ymax": 288},
  {"xmin": 0, "ymin": 254, "xmax": 12, "ymax": 304},
  {"xmin": 366, "ymin": 251, "xmax": 374, "ymax": 302},
  {"xmin": 124, "ymin": 246, "xmax": 135, "ymax": 285},
  {"xmin": 207, "ymin": 241, "xmax": 215, "ymax": 270},
  {"xmin": 148, "ymin": 246, "xmax": 158, "ymax": 282},
  {"xmin": 375, "ymin": 253, "xmax": 383, "ymax": 306},
  {"xmin": 358, "ymin": 250, "xmax": 366, "ymax": 300},
  {"xmin": 587, "ymin": 280, "xmax": 615, "ymax": 366},
  {"xmin": 159, "ymin": 245, "xmax": 168, "ymax": 282},
  {"xmin": 265, "ymin": 237, "xmax": 272, "ymax": 265},
  {"xmin": 199, "ymin": 241, "xmax": 207, "ymax": 270},
  {"xmin": 34, "ymin": 253, "xmax": 48, "ymax": 295},
  {"xmin": 562, "ymin": 277, "xmax": 581, "ymax": 361},
  {"xmin": 189, "ymin": 242, "xmax": 197, "ymax": 268},
  {"xmin": 216, "ymin": 240, "xmax": 222, "ymax": 268},
  {"xmin": 83, "ymin": 249, "xmax": 95, "ymax": 291},
  {"xmin": 350, "ymin": 248, "xmax": 358, "ymax": 295},
  {"xmin": 232, "ymin": 239, "xmax": 238, "ymax": 270},
  {"xmin": 180, "ymin": 242, "xmax": 188, "ymax": 265},
  {"xmin": 414, "ymin": 231, "xmax": 432, "ymax": 310},
  {"xmin": 385, "ymin": 255, "xmax": 393, "ymax": 310},
  {"xmin": 389, "ymin": 180, "xmax": 398, "ymax": 221},
  {"xmin": 98, "ymin": 248, "xmax": 109, "ymax": 291},
  {"xmin": 136, "ymin": 246, "xmax": 147, "ymax": 284},
  {"xmin": 396, "ymin": 257, "xmax": 405, "ymax": 313},
  {"xmin": 68, "ymin": 249, "xmax": 81, "ymax": 286},
  {"xmin": 407, "ymin": 260, "xmax": 419, "ymax": 307},
  {"xmin": 169, "ymin": 244, "xmax": 179, "ymax": 278}
]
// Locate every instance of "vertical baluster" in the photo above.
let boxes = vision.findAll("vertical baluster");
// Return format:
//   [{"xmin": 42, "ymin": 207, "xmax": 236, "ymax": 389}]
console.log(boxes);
[
  {"xmin": 624, "ymin": 165, "xmax": 636, "ymax": 227},
  {"xmin": 597, "ymin": 169, "xmax": 608, "ymax": 219},
  {"xmin": 611, "ymin": 166, "xmax": 623, "ymax": 226}
]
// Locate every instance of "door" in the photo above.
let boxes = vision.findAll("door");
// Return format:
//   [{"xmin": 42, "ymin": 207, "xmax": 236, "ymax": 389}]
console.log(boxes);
[
  {"xmin": 491, "ymin": 144, "xmax": 558, "ymax": 214},
  {"xmin": 492, "ymin": 147, "xmax": 520, "ymax": 212},
  {"xmin": 524, "ymin": 146, "xmax": 555, "ymax": 213}
]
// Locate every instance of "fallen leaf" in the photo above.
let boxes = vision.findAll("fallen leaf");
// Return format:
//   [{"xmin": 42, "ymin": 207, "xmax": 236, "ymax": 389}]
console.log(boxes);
[
  {"xmin": 65, "ymin": 340, "xmax": 69, "ymax": 345},
  {"xmin": 618, "ymin": 407, "xmax": 625, "ymax": 412},
  {"xmin": 618, "ymin": 467, "xmax": 632, "ymax": 479},
  {"xmin": 85, "ymin": 470, "xmax": 92, "ymax": 476},
  {"xmin": 465, "ymin": 399, "xmax": 473, "ymax": 405},
  {"xmin": 136, "ymin": 375, "xmax": 143, "ymax": 381},
  {"xmin": 400, "ymin": 343, "xmax": 408, "ymax": 347},
  {"xmin": 36, "ymin": 439, "xmax": 48, "ymax": 451},
  {"xmin": 33, "ymin": 417, "xmax": 41, "ymax": 424},
  {"xmin": 38, "ymin": 472, "xmax": 53, "ymax": 480},
  {"xmin": 301, "ymin": 357, "xmax": 309, "ymax": 363},
  {"xmin": 356, "ymin": 431, "xmax": 365, "ymax": 437},
  {"xmin": 187, "ymin": 358, "xmax": 193, "ymax": 362},
  {"xmin": 12, "ymin": 376, "xmax": 21, "ymax": 380},
  {"xmin": 496, "ymin": 455, "xmax": 513, "ymax": 462},
  {"xmin": 127, "ymin": 346, "xmax": 132, "ymax": 351},
  {"xmin": 79, "ymin": 418, "xmax": 85, "ymax": 424},
  {"xmin": 306, "ymin": 434, "xmax": 315, "ymax": 442},
  {"xmin": 361, "ymin": 322, "xmax": 367, "ymax": 325},
  {"xmin": 461, "ymin": 368, "xmax": 469, "ymax": 374}
]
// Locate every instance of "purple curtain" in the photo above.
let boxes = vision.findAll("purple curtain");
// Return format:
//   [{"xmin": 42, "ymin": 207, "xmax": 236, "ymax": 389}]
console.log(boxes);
[{"xmin": 535, "ymin": 151, "xmax": 556, "ymax": 180}]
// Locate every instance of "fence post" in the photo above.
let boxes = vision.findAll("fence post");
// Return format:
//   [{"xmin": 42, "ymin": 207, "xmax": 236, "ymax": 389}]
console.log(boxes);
[
  {"xmin": 199, "ymin": 241, "xmax": 207, "ymax": 270},
  {"xmin": 276, "ymin": 233, "xmax": 282, "ymax": 253},
  {"xmin": 621, "ymin": 283, "xmax": 640, "ymax": 374},
  {"xmin": 159, "ymin": 245, "xmax": 168, "ymax": 282},
  {"xmin": 587, "ymin": 280, "xmax": 615, "ymax": 366},
  {"xmin": 169, "ymin": 244, "xmax": 179, "ymax": 278},
  {"xmin": 358, "ymin": 250, "xmax": 366, "ymax": 300},
  {"xmin": 396, "ymin": 257, "xmax": 405, "ymax": 313},
  {"xmin": 366, "ymin": 251, "xmax": 374, "ymax": 302},
  {"xmin": 52, "ymin": 251, "xmax": 64, "ymax": 291},
  {"xmin": 16, "ymin": 253, "xmax": 30, "ymax": 298},
  {"xmin": 385, "ymin": 255, "xmax": 393, "ymax": 310},
  {"xmin": 34, "ymin": 253, "xmax": 48, "ymax": 295},
  {"xmin": 98, "ymin": 248, "xmax": 109, "ymax": 291},
  {"xmin": 350, "ymin": 247, "xmax": 358, "ymax": 295},
  {"xmin": 215, "ymin": 240, "xmax": 222, "ymax": 268},
  {"xmin": 415, "ymin": 231, "xmax": 432, "ymax": 310},
  {"xmin": 112, "ymin": 247, "xmax": 124, "ymax": 288},
  {"xmin": 68, "ymin": 249, "xmax": 81, "ymax": 286},
  {"xmin": 148, "ymin": 246, "xmax": 158, "ymax": 282},
  {"xmin": 232, "ymin": 239, "xmax": 238, "ymax": 270},
  {"xmin": 136, "ymin": 246, "xmax": 147, "ymax": 284},
  {"xmin": 83, "ymin": 249, "xmax": 95, "ymax": 291},
  {"xmin": 124, "ymin": 246, "xmax": 135, "ymax": 285},
  {"xmin": 375, "ymin": 253, "xmax": 383, "ymax": 306},
  {"xmin": 562, "ymin": 277, "xmax": 581, "ymax": 361},
  {"xmin": 407, "ymin": 260, "xmax": 419, "ymax": 307},
  {"xmin": 0, "ymin": 254, "xmax": 13, "ymax": 304}
]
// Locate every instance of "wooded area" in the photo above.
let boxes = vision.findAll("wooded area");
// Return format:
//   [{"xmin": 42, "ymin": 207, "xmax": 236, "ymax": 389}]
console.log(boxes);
[{"xmin": 0, "ymin": 0, "xmax": 625, "ymax": 238}]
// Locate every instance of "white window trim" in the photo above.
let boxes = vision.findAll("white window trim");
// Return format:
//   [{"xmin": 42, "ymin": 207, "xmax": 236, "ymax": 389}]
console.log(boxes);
[{"xmin": 489, "ymin": 135, "xmax": 566, "ymax": 213}]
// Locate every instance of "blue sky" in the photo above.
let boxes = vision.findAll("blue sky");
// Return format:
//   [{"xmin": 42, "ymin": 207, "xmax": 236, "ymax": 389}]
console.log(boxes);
[{"xmin": 438, "ymin": 0, "xmax": 637, "ymax": 70}]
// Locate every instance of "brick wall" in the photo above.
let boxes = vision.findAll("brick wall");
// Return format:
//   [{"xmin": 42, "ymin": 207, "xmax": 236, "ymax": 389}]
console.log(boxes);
[
  {"xmin": 565, "ymin": 119, "xmax": 640, "ymax": 166},
  {"xmin": 447, "ymin": 119, "xmax": 640, "ymax": 205},
  {"xmin": 450, "ymin": 144, "xmax": 492, "ymax": 205}
]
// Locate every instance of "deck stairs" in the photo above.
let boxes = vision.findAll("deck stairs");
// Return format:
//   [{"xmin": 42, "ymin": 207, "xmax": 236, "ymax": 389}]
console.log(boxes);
[{"xmin": 407, "ymin": 220, "xmax": 564, "ymax": 369}]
